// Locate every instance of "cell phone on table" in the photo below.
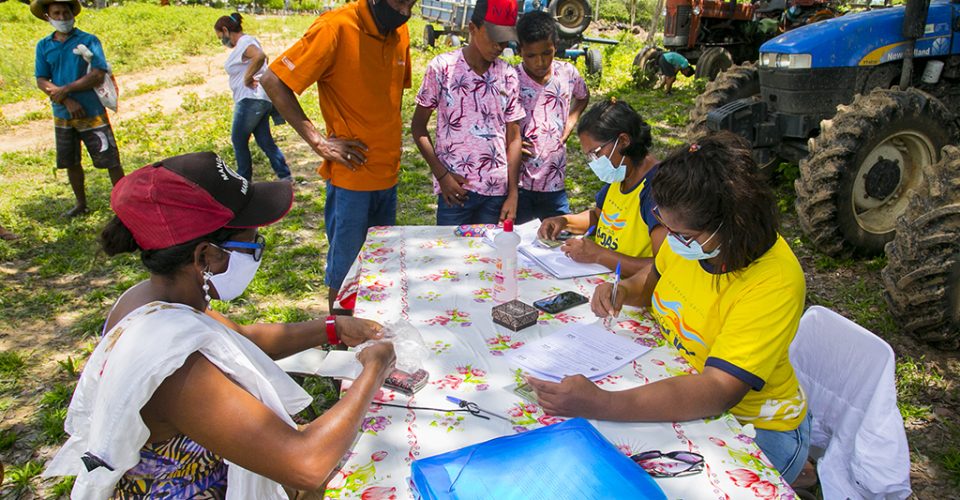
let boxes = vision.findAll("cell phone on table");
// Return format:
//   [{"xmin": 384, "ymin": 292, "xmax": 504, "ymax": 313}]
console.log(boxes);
[
  {"xmin": 533, "ymin": 291, "xmax": 589, "ymax": 314},
  {"xmin": 536, "ymin": 230, "xmax": 573, "ymax": 249}
]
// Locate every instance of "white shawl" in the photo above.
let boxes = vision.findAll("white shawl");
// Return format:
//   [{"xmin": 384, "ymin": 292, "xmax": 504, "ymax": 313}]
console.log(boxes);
[{"xmin": 43, "ymin": 302, "xmax": 313, "ymax": 499}]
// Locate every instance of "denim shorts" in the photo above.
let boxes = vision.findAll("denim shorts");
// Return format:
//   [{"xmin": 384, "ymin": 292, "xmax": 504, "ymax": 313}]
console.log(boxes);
[
  {"xmin": 436, "ymin": 192, "xmax": 506, "ymax": 225},
  {"xmin": 754, "ymin": 412, "xmax": 812, "ymax": 483},
  {"xmin": 325, "ymin": 183, "xmax": 397, "ymax": 290},
  {"xmin": 516, "ymin": 188, "xmax": 571, "ymax": 224}
]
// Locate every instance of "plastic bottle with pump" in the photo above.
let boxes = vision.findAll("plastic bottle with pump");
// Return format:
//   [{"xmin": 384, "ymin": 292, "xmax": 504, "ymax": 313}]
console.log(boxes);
[{"xmin": 493, "ymin": 219, "xmax": 521, "ymax": 303}]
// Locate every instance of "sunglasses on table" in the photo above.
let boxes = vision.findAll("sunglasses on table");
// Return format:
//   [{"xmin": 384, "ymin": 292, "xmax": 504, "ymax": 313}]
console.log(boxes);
[
  {"xmin": 217, "ymin": 234, "xmax": 266, "ymax": 262},
  {"xmin": 630, "ymin": 450, "xmax": 705, "ymax": 478}
]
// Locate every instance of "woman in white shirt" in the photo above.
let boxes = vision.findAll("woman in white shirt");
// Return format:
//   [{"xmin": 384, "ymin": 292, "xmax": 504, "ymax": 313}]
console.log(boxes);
[{"xmin": 216, "ymin": 13, "xmax": 292, "ymax": 181}]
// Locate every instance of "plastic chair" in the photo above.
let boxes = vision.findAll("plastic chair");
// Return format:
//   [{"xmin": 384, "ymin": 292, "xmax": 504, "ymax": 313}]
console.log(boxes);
[{"xmin": 789, "ymin": 306, "xmax": 912, "ymax": 499}]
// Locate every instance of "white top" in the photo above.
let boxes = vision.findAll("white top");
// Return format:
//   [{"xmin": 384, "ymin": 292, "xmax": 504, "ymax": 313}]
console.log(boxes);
[
  {"xmin": 44, "ymin": 301, "xmax": 312, "ymax": 500},
  {"xmin": 224, "ymin": 34, "xmax": 270, "ymax": 103}
]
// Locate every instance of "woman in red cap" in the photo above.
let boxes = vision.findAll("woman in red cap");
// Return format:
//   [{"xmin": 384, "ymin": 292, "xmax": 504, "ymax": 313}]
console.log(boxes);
[{"xmin": 45, "ymin": 152, "xmax": 395, "ymax": 499}]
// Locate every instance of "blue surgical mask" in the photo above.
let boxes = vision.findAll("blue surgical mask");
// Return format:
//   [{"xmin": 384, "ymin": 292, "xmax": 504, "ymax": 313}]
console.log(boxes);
[
  {"xmin": 666, "ymin": 224, "xmax": 722, "ymax": 261},
  {"xmin": 587, "ymin": 137, "xmax": 626, "ymax": 183}
]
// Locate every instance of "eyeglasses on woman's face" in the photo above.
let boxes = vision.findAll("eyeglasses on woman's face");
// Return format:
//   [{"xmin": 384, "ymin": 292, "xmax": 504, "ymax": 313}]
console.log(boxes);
[
  {"xmin": 585, "ymin": 138, "xmax": 616, "ymax": 162},
  {"xmin": 651, "ymin": 206, "xmax": 722, "ymax": 249},
  {"xmin": 217, "ymin": 233, "xmax": 266, "ymax": 262}
]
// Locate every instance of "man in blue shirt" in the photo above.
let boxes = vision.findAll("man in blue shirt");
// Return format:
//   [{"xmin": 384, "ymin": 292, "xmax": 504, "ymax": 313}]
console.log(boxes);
[
  {"xmin": 656, "ymin": 51, "xmax": 695, "ymax": 95},
  {"xmin": 33, "ymin": 0, "xmax": 124, "ymax": 217}
]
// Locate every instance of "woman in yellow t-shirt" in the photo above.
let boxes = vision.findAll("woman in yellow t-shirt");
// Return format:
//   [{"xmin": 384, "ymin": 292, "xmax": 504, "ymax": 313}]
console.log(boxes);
[
  {"xmin": 538, "ymin": 99, "xmax": 667, "ymax": 278},
  {"xmin": 527, "ymin": 132, "xmax": 811, "ymax": 483}
]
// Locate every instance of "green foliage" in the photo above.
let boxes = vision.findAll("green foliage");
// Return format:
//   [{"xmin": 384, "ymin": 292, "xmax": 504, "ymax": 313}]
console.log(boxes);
[
  {"xmin": 52, "ymin": 476, "xmax": 77, "ymax": 497},
  {"xmin": 4, "ymin": 460, "xmax": 44, "ymax": 493},
  {"xmin": 57, "ymin": 356, "xmax": 82, "ymax": 378},
  {"xmin": 895, "ymin": 356, "xmax": 943, "ymax": 421},
  {"xmin": 0, "ymin": 351, "xmax": 25, "ymax": 377},
  {"xmin": 0, "ymin": 428, "xmax": 18, "ymax": 451}
]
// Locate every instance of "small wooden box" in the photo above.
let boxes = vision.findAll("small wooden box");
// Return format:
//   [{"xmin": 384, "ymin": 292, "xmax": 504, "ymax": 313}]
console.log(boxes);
[{"xmin": 492, "ymin": 300, "xmax": 539, "ymax": 331}]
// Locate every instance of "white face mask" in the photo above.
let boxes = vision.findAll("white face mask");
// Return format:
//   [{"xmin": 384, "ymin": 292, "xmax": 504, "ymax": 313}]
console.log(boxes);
[
  {"xmin": 208, "ymin": 250, "xmax": 261, "ymax": 302},
  {"xmin": 50, "ymin": 18, "xmax": 75, "ymax": 34}
]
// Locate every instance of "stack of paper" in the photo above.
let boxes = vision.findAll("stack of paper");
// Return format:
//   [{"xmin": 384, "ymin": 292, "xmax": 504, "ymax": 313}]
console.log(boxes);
[
  {"xmin": 517, "ymin": 242, "xmax": 610, "ymax": 279},
  {"xmin": 506, "ymin": 323, "xmax": 651, "ymax": 382}
]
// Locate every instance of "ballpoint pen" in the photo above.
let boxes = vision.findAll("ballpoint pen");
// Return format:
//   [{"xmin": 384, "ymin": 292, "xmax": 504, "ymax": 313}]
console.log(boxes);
[
  {"xmin": 446, "ymin": 396, "xmax": 510, "ymax": 421},
  {"xmin": 610, "ymin": 261, "xmax": 621, "ymax": 319},
  {"xmin": 582, "ymin": 225, "xmax": 597, "ymax": 239}
]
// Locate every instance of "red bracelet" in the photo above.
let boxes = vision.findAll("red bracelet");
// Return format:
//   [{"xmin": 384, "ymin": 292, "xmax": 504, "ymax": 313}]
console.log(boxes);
[{"xmin": 325, "ymin": 315, "xmax": 341, "ymax": 345}]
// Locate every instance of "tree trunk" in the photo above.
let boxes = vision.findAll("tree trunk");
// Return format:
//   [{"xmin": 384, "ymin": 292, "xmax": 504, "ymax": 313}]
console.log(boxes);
[
  {"xmin": 630, "ymin": 0, "xmax": 637, "ymax": 26},
  {"xmin": 594, "ymin": 0, "xmax": 601, "ymax": 22},
  {"xmin": 647, "ymin": 0, "xmax": 664, "ymax": 43}
]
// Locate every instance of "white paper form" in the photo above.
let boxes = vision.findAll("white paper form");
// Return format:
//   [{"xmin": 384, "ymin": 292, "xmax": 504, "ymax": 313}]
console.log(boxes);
[
  {"xmin": 506, "ymin": 323, "xmax": 651, "ymax": 382},
  {"xmin": 518, "ymin": 242, "xmax": 610, "ymax": 279}
]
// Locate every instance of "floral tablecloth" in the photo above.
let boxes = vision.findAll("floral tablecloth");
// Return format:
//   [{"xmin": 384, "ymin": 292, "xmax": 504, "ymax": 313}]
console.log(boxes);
[{"xmin": 327, "ymin": 226, "xmax": 795, "ymax": 500}]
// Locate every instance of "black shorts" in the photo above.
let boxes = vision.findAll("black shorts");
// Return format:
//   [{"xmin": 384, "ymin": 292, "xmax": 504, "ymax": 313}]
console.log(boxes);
[
  {"xmin": 54, "ymin": 114, "xmax": 121, "ymax": 170},
  {"xmin": 658, "ymin": 55, "xmax": 680, "ymax": 78}
]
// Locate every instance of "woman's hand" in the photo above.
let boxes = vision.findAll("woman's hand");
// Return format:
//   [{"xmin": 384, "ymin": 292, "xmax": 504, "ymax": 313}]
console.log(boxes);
[
  {"xmin": 560, "ymin": 237, "xmax": 600, "ymax": 263},
  {"xmin": 335, "ymin": 316, "xmax": 384, "ymax": 347},
  {"xmin": 538, "ymin": 216, "xmax": 568, "ymax": 239},
  {"xmin": 356, "ymin": 341, "xmax": 396, "ymax": 381},
  {"xmin": 525, "ymin": 375, "xmax": 609, "ymax": 418},
  {"xmin": 590, "ymin": 282, "xmax": 625, "ymax": 318}
]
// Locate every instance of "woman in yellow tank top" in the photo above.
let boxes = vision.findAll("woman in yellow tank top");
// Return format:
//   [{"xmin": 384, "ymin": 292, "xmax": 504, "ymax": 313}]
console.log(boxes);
[{"xmin": 538, "ymin": 99, "xmax": 667, "ymax": 279}]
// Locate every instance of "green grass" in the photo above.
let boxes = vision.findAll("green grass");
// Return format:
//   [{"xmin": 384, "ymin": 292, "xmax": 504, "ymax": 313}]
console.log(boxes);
[
  {"xmin": 0, "ymin": 429, "xmax": 17, "ymax": 452},
  {"xmin": 4, "ymin": 460, "xmax": 44, "ymax": 494}
]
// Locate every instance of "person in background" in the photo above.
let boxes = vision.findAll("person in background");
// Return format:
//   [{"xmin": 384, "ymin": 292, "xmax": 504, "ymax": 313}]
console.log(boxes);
[
  {"xmin": 261, "ymin": 0, "xmax": 415, "ymax": 313},
  {"xmin": 530, "ymin": 132, "xmax": 811, "ymax": 484},
  {"xmin": 538, "ymin": 99, "xmax": 666, "ymax": 278},
  {"xmin": 655, "ymin": 51, "xmax": 695, "ymax": 95},
  {"xmin": 44, "ymin": 152, "xmax": 395, "ymax": 498},
  {"xmin": 32, "ymin": 0, "xmax": 124, "ymax": 217},
  {"xmin": 215, "ymin": 13, "xmax": 292, "ymax": 182},
  {"xmin": 411, "ymin": 0, "xmax": 525, "ymax": 225},
  {"xmin": 514, "ymin": 11, "xmax": 589, "ymax": 224}
]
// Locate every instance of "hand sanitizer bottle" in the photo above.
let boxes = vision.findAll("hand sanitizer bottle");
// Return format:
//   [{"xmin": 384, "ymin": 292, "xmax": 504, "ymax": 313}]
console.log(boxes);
[{"xmin": 493, "ymin": 219, "xmax": 521, "ymax": 303}]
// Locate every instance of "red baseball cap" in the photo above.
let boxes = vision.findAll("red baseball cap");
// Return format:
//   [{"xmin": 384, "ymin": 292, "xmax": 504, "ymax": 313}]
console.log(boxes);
[
  {"xmin": 472, "ymin": 0, "xmax": 518, "ymax": 43},
  {"xmin": 111, "ymin": 152, "xmax": 293, "ymax": 250}
]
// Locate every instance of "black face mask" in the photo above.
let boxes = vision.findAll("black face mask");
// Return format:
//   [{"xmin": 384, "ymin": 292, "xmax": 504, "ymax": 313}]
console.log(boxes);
[{"xmin": 370, "ymin": 0, "xmax": 410, "ymax": 34}]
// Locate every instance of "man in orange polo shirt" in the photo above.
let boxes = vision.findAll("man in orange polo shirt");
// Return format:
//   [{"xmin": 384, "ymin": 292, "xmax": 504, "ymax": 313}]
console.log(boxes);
[{"xmin": 262, "ymin": 0, "xmax": 414, "ymax": 312}]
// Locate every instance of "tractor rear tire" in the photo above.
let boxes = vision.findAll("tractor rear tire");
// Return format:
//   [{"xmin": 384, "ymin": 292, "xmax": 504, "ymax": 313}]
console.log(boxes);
[
  {"xmin": 695, "ymin": 47, "xmax": 734, "ymax": 81},
  {"xmin": 632, "ymin": 46, "xmax": 662, "ymax": 88},
  {"xmin": 795, "ymin": 88, "xmax": 957, "ymax": 257},
  {"xmin": 686, "ymin": 62, "xmax": 760, "ymax": 140},
  {"xmin": 585, "ymin": 48, "xmax": 602, "ymax": 76},
  {"xmin": 424, "ymin": 24, "xmax": 437, "ymax": 48},
  {"xmin": 550, "ymin": 0, "xmax": 592, "ymax": 39},
  {"xmin": 882, "ymin": 145, "xmax": 960, "ymax": 349}
]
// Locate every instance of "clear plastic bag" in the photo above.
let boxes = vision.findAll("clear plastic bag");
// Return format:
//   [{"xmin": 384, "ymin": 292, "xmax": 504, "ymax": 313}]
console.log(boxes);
[{"xmin": 355, "ymin": 319, "xmax": 429, "ymax": 373}]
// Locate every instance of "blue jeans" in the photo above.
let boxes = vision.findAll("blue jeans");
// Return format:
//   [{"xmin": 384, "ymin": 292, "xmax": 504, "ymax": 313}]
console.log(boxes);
[
  {"xmin": 232, "ymin": 98, "xmax": 291, "ymax": 181},
  {"xmin": 754, "ymin": 413, "xmax": 812, "ymax": 483},
  {"xmin": 516, "ymin": 188, "xmax": 571, "ymax": 224},
  {"xmin": 436, "ymin": 192, "xmax": 507, "ymax": 225},
  {"xmin": 325, "ymin": 183, "xmax": 398, "ymax": 290}
]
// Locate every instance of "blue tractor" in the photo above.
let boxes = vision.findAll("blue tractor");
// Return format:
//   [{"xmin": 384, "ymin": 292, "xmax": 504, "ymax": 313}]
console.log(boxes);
[{"xmin": 691, "ymin": 0, "xmax": 960, "ymax": 257}]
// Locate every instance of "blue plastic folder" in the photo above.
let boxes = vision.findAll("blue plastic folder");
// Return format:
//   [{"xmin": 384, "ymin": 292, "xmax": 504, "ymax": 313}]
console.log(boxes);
[{"xmin": 410, "ymin": 418, "xmax": 666, "ymax": 500}]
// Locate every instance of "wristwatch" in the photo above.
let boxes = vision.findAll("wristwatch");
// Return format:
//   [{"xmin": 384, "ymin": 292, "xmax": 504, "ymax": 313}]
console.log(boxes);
[{"xmin": 326, "ymin": 315, "xmax": 341, "ymax": 345}]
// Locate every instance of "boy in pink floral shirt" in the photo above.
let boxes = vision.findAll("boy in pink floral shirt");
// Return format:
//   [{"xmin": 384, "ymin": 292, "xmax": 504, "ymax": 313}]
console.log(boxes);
[
  {"xmin": 411, "ymin": 0, "xmax": 525, "ymax": 225},
  {"xmin": 514, "ymin": 11, "xmax": 589, "ymax": 224}
]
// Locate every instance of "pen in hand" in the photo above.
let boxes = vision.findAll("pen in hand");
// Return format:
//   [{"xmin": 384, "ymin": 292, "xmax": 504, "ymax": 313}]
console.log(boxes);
[
  {"xmin": 581, "ymin": 225, "xmax": 597, "ymax": 239},
  {"xmin": 610, "ymin": 261, "xmax": 621, "ymax": 319}
]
